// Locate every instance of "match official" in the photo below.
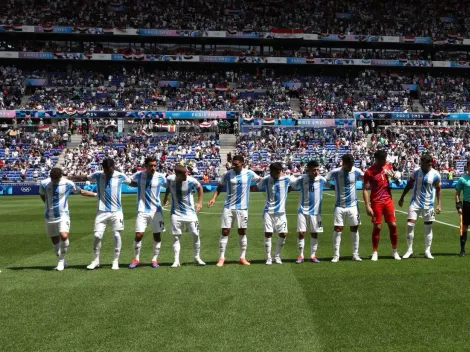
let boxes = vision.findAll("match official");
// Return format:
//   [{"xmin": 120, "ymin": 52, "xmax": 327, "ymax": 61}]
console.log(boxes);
[{"xmin": 456, "ymin": 159, "xmax": 470, "ymax": 256}]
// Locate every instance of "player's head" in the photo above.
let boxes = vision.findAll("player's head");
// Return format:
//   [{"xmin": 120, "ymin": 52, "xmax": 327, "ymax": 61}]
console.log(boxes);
[
  {"xmin": 174, "ymin": 165, "xmax": 187, "ymax": 181},
  {"xmin": 232, "ymin": 155, "xmax": 244, "ymax": 173},
  {"xmin": 341, "ymin": 154, "xmax": 354, "ymax": 172},
  {"xmin": 102, "ymin": 158, "xmax": 115, "ymax": 177},
  {"xmin": 420, "ymin": 154, "xmax": 433, "ymax": 172},
  {"xmin": 269, "ymin": 162, "xmax": 283, "ymax": 180},
  {"xmin": 145, "ymin": 156, "xmax": 157, "ymax": 175},
  {"xmin": 50, "ymin": 167, "xmax": 63, "ymax": 184},
  {"xmin": 374, "ymin": 150, "xmax": 387, "ymax": 167},
  {"xmin": 306, "ymin": 160, "xmax": 320, "ymax": 178}
]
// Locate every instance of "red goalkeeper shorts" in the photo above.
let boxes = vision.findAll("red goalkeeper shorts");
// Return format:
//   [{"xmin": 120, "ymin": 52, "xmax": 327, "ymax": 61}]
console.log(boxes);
[{"xmin": 371, "ymin": 200, "xmax": 396, "ymax": 224}]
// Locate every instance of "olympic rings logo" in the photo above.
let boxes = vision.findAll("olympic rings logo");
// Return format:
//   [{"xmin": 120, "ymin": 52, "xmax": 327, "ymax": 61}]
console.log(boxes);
[{"xmin": 21, "ymin": 187, "xmax": 31, "ymax": 192}]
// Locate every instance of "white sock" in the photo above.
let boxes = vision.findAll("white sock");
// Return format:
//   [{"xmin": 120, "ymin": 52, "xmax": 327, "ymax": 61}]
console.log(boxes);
[
  {"xmin": 113, "ymin": 231, "xmax": 122, "ymax": 261},
  {"xmin": 219, "ymin": 235, "xmax": 228, "ymax": 259},
  {"xmin": 351, "ymin": 231, "xmax": 359, "ymax": 256},
  {"xmin": 424, "ymin": 223, "xmax": 433, "ymax": 252},
  {"xmin": 53, "ymin": 242, "xmax": 60, "ymax": 258},
  {"xmin": 93, "ymin": 233, "xmax": 103, "ymax": 262},
  {"xmin": 239, "ymin": 235, "xmax": 247, "ymax": 259},
  {"xmin": 265, "ymin": 237, "xmax": 272, "ymax": 259},
  {"xmin": 406, "ymin": 223, "xmax": 415, "ymax": 252},
  {"xmin": 59, "ymin": 239, "xmax": 69, "ymax": 261},
  {"xmin": 173, "ymin": 236, "xmax": 181, "ymax": 263},
  {"xmin": 298, "ymin": 238, "xmax": 305, "ymax": 257},
  {"xmin": 333, "ymin": 231, "xmax": 342, "ymax": 257},
  {"xmin": 311, "ymin": 236, "xmax": 318, "ymax": 258},
  {"xmin": 275, "ymin": 236, "xmax": 286, "ymax": 257},
  {"xmin": 193, "ymin": 234, "xmax": 201, "ymax": 258},
  {"xmin": 134, "ymin": 240, "xmax": 142, "ymax": 261},
  {"xmin": 152, "ymin": 241, "xmax": 161, "ymax": 262}
]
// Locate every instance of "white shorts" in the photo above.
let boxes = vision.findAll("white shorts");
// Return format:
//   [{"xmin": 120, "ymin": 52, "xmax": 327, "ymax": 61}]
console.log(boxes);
[
  {"xmin": 297, "ymin": 214, "xmax": 324, "ymax": 233},
  {"xmin": 221, "ymin": 208, "xmax": 248, "ymax": 229},
  {"xmin": 135, "ymin": 211, "xmax": 165, "ymax": 233},
  {"xmin": 171, "ymin": 215, "xmax": 199, "ymax": 236},
  {"xmin": 45, "ymin": 218, "xmax": 70, "ymax": 237},
  {"xmin": 407, "ymin": 206, "xmax": 436, "ymax": 222},
  {"xmin": 334, "ymin": 206, "xmax": 361, "ymax": 227},
  {"xmin": 263, "ymin": 213, "xmax": 288, "ymax": 233},
  {"xmin": 94, "ymin": 210, "xmax": 124, "ymax": 233}
]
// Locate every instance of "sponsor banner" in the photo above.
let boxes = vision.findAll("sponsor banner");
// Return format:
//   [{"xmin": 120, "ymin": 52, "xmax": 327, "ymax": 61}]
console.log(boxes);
[
  {"xmin": 450, "ymin": 61, "xmax": 470, "ymax": 68},
  {"xmin": 199, "ymin": 56, "xmax": 235, "ymax": 63},
  {"xmin": 24, "ymin": 78, "xmax": 47, "ymax": 86},
  {"xmin": 354, "ymin": 112, "xmax": 470, "ymax": 120},
  {"xmin": 371, "ymin": 59, "xmax": 432, "ymax": 67},
  {"xmin": 0, "ymin": 52, "xmax": 19, "ymax": 59},
  {"xmin": 226, "ymin": 31, "xmax": 260, "ymax": 38},
  {"xmin": 381, "ymin": 36, "xmax": 401, "ymax": 43},
  {"xmin": 18, "ymin": 52, "xmax": 85, "ymax": 60},
  {"xmin": 159, "ymin": 80, "xmax": 180, "ymax": 88},
  {"xmin": 0, "ymin": 110, "xmax": 16, "ymax": 117},
  {"xmin": 165, "ymin": 111, "xmax": 228, "ymax": 119},
  {"xmin": 297, "ymin": 119, "xmax": 356, "ymax": 127},
  {"xmin": 137, "ymin": 29, "xmax": 179, "ymax": 36},
  {"xmin": 401, "ymin": 36, "xmax": 433, "ymax": 44},
  {"xmin": 401, "ymin": 84, "xmax": 418, "ymax": 91},
  {"xmin": 34, "ymin": 26, "xmax": 74, "ymax": 33},
  {"xmin": 283, "ymin": 82, "xmax": 303, "ymax": 89},
  {"xmin": 319, "ymin": 34, "xmax": 379, "ymax": 42},
  {"xmin": 336, "ymin": 13, "xmax": 353, "ymax": 19},
  {"xmin": 265, "ymin": 57, "xmax": 287, "ymax": 64},
  {"xmin": 205, "ymin": 31, "xmax": 226, "ymax": 38},
  {"xmin": 91, "ymin": 53, "xmax": 112, "ymax": 60}
]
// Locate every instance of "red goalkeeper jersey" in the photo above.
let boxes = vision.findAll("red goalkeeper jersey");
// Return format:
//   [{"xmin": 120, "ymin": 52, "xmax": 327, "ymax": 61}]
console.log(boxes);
[{"xmin": 364, "ymin": 163, "xmax": 393, "ymax": 204}]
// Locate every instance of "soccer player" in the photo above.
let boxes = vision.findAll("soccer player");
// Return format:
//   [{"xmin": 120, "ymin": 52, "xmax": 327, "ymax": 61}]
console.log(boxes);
[
  {"xmin": 363, "ymin": 150, "xmax": 401, "ymax": 261},
  {"xmin": 398, "ymin": 154, "xmax": 441, "ymax": 259},
  {"xmin": 128, "ymin": 156, "xmax": 166, "ymax": 269},
  {"xmin": 207, "ymin": 155, "xmax": 262, "ymax": 267},
  {"xmin": 257, "ymin": 162, "xmax": 294, "ymax": 265},
  {"xmin": 68, "ymin": 158, "xmax": 132, "ymax": 270},
  {"xmin": 39, "ymin": 167, "xmax": 96, "ymax": 271},
  {"xmin": 163, "ymin": 165, "xmax": 205, "ymax": 268},
  {"xmin": 455, "ymin": 159, "xmax": 470, "ymax": 256},
  {"xmin": 293, "ymin": 160, "xmax": 326, "ymax": 264},
  {"xmin": 326, "ymin": 153, "xmax": 364, "ymax": 262}
]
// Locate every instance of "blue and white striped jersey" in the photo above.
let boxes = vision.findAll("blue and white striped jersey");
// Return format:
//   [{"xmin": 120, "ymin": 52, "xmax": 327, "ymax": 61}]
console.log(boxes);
[
  {"xmin": 326, "ymin": 167, "xmax": 364, "ymax": 208},
  {"xmin": 39, "ymin": 178, "xmax": 80, "ymax": 222},
  {"xmin": 131, "ymin": 171, "xmax": 166, "ymax": 213},
  {"xmin": 88, "ymin": 171, "xmax": 132, "ymax": 212},
  {"xmin": 220, "ymin": 169, "xmax": 261, "ymax": 210},
  {"xmin": 409, "ymin": 168, "xmax": 441, "ymax": 209},
  {"xmin": 258, "ymin": 175, "xmax": 295, "ymax": 214},
  {"xmin": 294, "ymin": 175, "xmax": 326, "ymax": 215},
  {"xmin": 166, "ymin": 175, "xmax": 201, "ymax": 220}
]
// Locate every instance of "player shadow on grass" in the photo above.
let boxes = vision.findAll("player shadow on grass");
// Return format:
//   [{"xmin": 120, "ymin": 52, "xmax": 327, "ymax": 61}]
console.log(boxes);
[{"xmin": 8, "ymin": 264, "xmax": 90, "ymax": 271}]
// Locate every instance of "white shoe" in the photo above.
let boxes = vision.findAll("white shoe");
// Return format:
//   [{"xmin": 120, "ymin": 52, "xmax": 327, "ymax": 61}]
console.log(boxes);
[
  {"xmin": 371, "ymin": 252, "xmax": 378, "ymax": 261},
  {"xmin": 87, "ymin": 260, "xmax": 100, "ymax": 270},
  {"xmin": 402, "ymin": 250, "xmax": 413, "ymax": 259},
  {"xmin": 265, "ymin": 258, "xmax": 272, "ymax": 265},
  {"xmin": 273, "ymin": 256, "xmax": 283, "ymax": 264},
  {"xmin": 352, "ymin": 255, "xmax": 362, "ymax": 261},
  {"xmin": 112, "ymin": 260, "xmax": 119, "ymax": 270},
  {"xmin": 424, "ymin": 251, "xmax": 434, "ymax": 259},
  {"xmin": 194, "ymin": 257, "xmax": 206, "ymax": 266},
  {"xmin": 392, "ymin": 252, "xmax": 402, "ymax": 260},
  {"xmin": 171, "ymin": 261, "xmax": 181, "ymax": 268},
  {"xmin": 56, "ymin": 260, "xmax": 65, "ymax": 271},
  {"xmin": 331, "ymin": 255, "xmax": 340, "ymax": 263}
]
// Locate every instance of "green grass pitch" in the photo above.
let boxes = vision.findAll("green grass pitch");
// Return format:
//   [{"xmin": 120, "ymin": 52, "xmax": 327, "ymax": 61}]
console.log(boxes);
[{"xmin": 1, "ymin": 189, "xmax": 469, "ymax": 352}]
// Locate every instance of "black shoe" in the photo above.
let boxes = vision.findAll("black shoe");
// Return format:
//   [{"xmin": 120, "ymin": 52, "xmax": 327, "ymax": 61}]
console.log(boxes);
[{"xmin": 460, "ymin": 250, "xmax": 466, "ymax": 257}]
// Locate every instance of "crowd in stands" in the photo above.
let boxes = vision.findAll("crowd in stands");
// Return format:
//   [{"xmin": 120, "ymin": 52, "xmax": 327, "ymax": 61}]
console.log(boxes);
[
  {"xmin": 235, "ymin": 122, "xmax": 470, "ymax": 177},
  {"xmin": 0, "ymin": 127, "xmax": 67, "ymax": 182},
  {"xmin": 1, "ymin": 0, "xmax": 470, "ymax": 37},
  {"xmin": 62, "ymin": 131, "xmax": 221, "ymax": 181}
]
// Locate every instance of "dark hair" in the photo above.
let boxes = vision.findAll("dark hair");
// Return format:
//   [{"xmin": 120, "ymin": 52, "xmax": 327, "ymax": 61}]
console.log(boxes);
[
  {"xmin": 174, "ymin": 165, "xmax": 187, "ymax": 175},
  {"xmin": 421, "ymin": 154, "xmax": 433, "ymax": 164},
  {"xmin": 374, "ymin": 150, "xmax": 387, "ymax": 161},
  {"xmin": 102, "ymin": 158, "xmax": 115, "ymax": 168},
  {"xmin": 341, "ymin": 154, "xmax": 354, "ymax": 164},
  {"xmin": 269, "ymin": 162, "xmax": 283, "ymax": 172},
  {"xmin": 307, "ymin": 160, "xmax": 319, "ymax": 168},
  {"xmin": 145, "ymin": 156, "xmax": 157, "ymax": 165},
  {"xmin": 50, "ymin": 167, "xmax": 63, "ymax": 179},
  {"xmin": 232, "ymin": 155, "xmax": 245, "ymax": 164}
]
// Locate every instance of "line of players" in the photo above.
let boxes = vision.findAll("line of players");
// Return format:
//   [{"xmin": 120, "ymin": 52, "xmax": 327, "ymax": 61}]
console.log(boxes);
[{"xmin": 39, "ymin": 150, "xmax": 452, "ymax": 270}]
